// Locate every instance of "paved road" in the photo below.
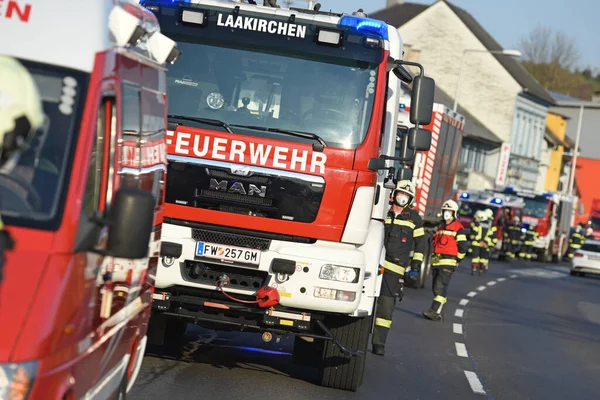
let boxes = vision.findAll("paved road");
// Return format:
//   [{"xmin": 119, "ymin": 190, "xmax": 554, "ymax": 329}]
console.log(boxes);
[{"xmin": 130, "ymin": 260, "xmax": 600, "ymax": 399}]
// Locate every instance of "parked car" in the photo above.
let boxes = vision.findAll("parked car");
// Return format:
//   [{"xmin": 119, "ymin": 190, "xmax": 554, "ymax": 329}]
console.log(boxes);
[{"xmin": 570, "ymin": 239, "xmax": 600, "ymax": 277}]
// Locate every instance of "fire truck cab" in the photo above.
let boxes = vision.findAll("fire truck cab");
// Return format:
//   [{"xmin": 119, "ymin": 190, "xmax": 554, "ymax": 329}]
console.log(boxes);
[
  {"xmin": 143, "ymin": 0, "xmax": 435, "ymax": 392},
  {"xmin": 0, "ymin": 1, "xmax": 178, "ymax": 398}
]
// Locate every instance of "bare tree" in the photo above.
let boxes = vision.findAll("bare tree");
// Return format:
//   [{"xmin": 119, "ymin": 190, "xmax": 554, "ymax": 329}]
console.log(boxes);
[{"xmin": 519, "ymin": 26, "xmax": 580, "ymax": 69}]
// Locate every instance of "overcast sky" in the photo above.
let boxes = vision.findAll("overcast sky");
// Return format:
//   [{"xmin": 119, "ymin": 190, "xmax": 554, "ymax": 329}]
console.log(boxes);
[{"xmin": 286, "ymin": 0, "xmax": 599, "ymax": 70}]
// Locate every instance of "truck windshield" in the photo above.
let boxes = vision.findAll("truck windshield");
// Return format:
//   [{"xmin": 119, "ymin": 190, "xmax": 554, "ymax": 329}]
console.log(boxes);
[
  {"xmin": 155, "ymin": 6, "xmax": 383, "ymax": 150},
  {"xmin": 523, "ymin": 197, "xmax": 549, "ymax": 218},
  {"xmin": 458, "ymin": 202, "xmax": 497, "ymax": 218},
  {"xmin": 0, "ymin": 59, "xmax": 86, "ymax": 230}
]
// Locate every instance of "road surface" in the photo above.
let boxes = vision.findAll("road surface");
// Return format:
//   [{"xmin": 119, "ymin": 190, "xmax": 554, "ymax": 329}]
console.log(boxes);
[{"xmin": 130, "ymin": 260, "xmax": 600, "ymax": 399}]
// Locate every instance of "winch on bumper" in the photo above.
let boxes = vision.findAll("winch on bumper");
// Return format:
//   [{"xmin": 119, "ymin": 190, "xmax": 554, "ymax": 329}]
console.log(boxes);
[{"xmin": 156, "ymin": 222, "xmax": 368, "ymax": 315}]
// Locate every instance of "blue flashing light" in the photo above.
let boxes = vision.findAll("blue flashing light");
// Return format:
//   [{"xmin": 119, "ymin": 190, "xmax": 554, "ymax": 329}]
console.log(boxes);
[
  {"xmin": 521, "ymin": 228, "xmax": 527, "ymax": 233},
  {"xmin": 399, "ymin": 103, "xmax": 406, "ymax": 109},
  {"xmin": 460, "ymin": 192, "xmax": 470, "ymax": 199},
  {"xmin": 339, "ymin": 15, "xmax": 389, "ymax": 40},
  {"xmin": 491, "ymin": 197, "xmax": 503, "ymax": 205}
]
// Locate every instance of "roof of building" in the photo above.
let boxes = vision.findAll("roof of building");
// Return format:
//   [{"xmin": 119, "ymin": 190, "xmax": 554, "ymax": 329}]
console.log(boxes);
[
  {"xmin": 434, "ymin": 86, "xmax": 502, "ymax": 144},
  {"xmin": 371, "ymin": 0, "xmax": 555, "ymax": 105}
]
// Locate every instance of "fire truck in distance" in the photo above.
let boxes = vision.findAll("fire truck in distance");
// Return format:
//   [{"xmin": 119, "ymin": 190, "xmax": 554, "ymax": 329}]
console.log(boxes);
[
  {"xmin": 491, "ymin": 187, "xmax": 576, "ymax": 262},
  {"xmin": 0, "ymin": 1, "xmax": 179, "ymax": 398},
  {"xmin": 394, "ymin": 101, "xmax": 465, "ymax": 288},
  {"xmin": 456, "ymin": 190, "xmax": 525, "ymax": 259},
  {"xmin": 144, "ymin": 0, "xmax": 435, "ymax": 391},
  {"xmin": 587, "ymin": 198, "xmax": 600, "ymax": 240}
]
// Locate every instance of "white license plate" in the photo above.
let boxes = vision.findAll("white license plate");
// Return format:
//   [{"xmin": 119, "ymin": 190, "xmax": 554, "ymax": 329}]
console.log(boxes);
[{"xmin": 195, "ymin": 242, "xmax": 261, "ymax": 265}]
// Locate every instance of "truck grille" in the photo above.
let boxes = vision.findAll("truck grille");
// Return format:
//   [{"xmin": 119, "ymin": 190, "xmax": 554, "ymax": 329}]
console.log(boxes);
[
  {"xmin": 183, "ymin": 261, "xmax": 267, "ymax": 289},
  {"xmin": 191, "ymin": 228, "xmax": 271, "ymax": 251}
]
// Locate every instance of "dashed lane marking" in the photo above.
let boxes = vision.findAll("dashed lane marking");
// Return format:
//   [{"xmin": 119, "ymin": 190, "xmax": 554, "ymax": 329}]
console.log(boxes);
[
  {"xmin": 453, "ymin": 323, "xmax": 463, "ymax": 334},
  {"xmin": 467, "ymin": 291, "xmax": 477, "ymax": 297},
  {"xmin": 498, "ymin": 277, "xmax": 506, "ymax": 282},
  {"xmin": 459, "ymin": 298, "xmax": 469, "ymax": 306},
  {"xmin": 464, "ymin": 371, "xmax": 486, "ymax": 395},
  {"xmin": 455, "ymin": 342, "xmax": 468, "ymax": 357},
  {"xmin": 477, "ymin": 286, "xmax": 486, "ymax": 291},
  {"xmin": 510, "ymin": 274, "xmax": 517, "ymax": 278},
  {"xmin": 455, "ymin": 309, "xmax": 464, "ymax": 318},
  {"xmin": 487, "ymin": 280, "xmax": 496, "ymax": 286}
]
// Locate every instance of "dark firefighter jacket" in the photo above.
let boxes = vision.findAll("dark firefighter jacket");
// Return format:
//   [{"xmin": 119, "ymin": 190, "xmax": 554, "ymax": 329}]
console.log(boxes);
[
  {"xmin": 569, "ymin": 229, "xmax": 586, "ymax": 248},
  {"xmin": 471, "ymin": 221, "xmax": 497, "ymax": 247},
  {"xmin": 505, "ymin": 225, "xmax": 522, "ymax": 242},
  {"xmin": 384, "ymin": 208, "xmax": 426, "ymax": 275},
  {"xmin": 432, "ymin": 219, "xmax": 469, "ymax": 267},
  {"xmin": 521, "ymin": 228, "xmax": 539, "ymax": 245}
]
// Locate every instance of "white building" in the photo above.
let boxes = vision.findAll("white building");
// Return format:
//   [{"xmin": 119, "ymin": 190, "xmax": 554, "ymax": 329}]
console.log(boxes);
[{"xmin": 373, "ymin": 0, "xmax": 555, "ymax": 191}]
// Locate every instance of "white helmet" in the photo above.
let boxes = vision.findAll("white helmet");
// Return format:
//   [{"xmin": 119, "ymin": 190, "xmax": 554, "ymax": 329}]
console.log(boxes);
[
  {"xmin": 0, "ymin": 55, "xmax": 44, "ymax": 173},
  {"xmin": 475, "ymin": 210, "xmax": 488, "ymax": 222},
  {"xmin": 441, "ymin": 199, "xmax": 459, "ymax": 213},
  {"xmin": 395, "ymin": 180, "xmax": 415, "ymax": 198},
  {"xmin": 485, "ymin": 208, "xmax": 494, "ymax": 220},
  {"xmin": 512, "ymin": 215, "xmax": 520, "ymax": 224}
]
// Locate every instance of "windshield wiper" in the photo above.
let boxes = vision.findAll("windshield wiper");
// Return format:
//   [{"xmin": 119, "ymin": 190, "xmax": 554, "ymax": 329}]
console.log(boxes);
[
  {"xmin": 168, "ymin": 114, "xmax": 233, "ymax": 134},
  {"xmin": 229, "ymin": 125, "xmax": 326, "ymax": 151}
]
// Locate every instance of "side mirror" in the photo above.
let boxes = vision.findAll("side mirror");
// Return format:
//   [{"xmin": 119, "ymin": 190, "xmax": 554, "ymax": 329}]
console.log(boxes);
[
  {"xmin": 392, "ymin": 65, "xmax": 414, "ymax": 84},
  {"xmin": 410, "ymin": 76, "xmax": 435, "ymax": 125},
  {"xmin": 105, "ymin": 187, "xmax": 156, "ymax": 259},
  {"xmin": 407, "ymin": 127, "xmax": 432, "ymax": 151}
]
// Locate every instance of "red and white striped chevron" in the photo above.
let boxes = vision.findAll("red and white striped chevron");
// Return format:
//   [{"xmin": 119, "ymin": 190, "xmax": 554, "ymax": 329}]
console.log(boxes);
[{"xmin": 415, "ymin": 111, "xmax": 443, "ymax": 216}]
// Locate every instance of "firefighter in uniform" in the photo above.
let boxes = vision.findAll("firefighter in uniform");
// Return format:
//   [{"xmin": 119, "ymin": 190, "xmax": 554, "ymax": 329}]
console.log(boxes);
[
  {"xmin": 585, "ymin": 221, "xmax": 594, "ymax": 239},
  {"xmin": 0, "ymin": 55, "xmax": 45, "ymax": 280},
  {"xmin": 470, "ymin": 210, "xmax": 496, "ymax": 274},
  {"xmin": 566, "ymin": 224, "xmax": 586, "ymax": 260},
  {"xmin": 503, "ymin": 216, "xmax": 522, "ymax": 261},
  {"xmin": 469, "ymin": 210, "xmax": 485, "ymax": 274},
  {"xmin": 519, "ymin": 223, "xmax": 539, "ymax": 261},
  {"xmin": 372, "ymin": 180, "xmax": 426, "ymax": 356},
  {"xmin": 422, "ymin": 199, "xmax": 469, "ymax": 322}
]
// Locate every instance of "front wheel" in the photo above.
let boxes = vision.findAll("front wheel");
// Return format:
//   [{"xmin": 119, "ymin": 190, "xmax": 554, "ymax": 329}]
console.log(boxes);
[
  {"xmin": 318, "ymin": 315, "xmax": 372, "ymax": 392},
  {"xmin": 418, "ymin": 234, "xmax": 433, "ymax": 289}
]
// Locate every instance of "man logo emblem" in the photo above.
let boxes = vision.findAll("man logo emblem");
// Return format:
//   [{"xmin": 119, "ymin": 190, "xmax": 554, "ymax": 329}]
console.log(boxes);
[{"xmin": 230, "ymin": 165, "xmax": 251, "ymax": 176}]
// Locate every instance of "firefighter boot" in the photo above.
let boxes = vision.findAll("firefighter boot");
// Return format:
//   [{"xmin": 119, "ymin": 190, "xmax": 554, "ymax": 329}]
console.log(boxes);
[
  {"xmin": 372, "ymin": 344, "xmax": 385, "ymax": 356},
  {"xmin": 422, "ymin": 301, "xmax": 444, "ymax": 322}
]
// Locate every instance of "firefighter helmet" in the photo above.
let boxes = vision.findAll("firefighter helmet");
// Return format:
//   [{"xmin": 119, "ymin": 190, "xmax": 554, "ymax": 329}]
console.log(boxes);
[
  {"xmin": 485, "ymin": 208, "xmax": 494, "ymax": 220},
  {"xmin": 394, "ymin": 180, "xmax": 415, "ymax": 198},
  {"xmin": 441, "ymin": 199, "xmax": 459, "ymax": 213},
  {"xmin": 0, "ymin": 55, "xmax": 44, "ymax": 173},
  {"xmin": 512, "ymin": 216, "xmax": 520, "ymax": 224},
  {"xmin": 474, "ymin": 210, "xmax": 485, "ymax": 222}
]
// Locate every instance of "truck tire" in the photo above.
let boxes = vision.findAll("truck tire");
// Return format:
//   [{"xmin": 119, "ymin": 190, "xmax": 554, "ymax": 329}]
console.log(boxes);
[
  {"xmin": 418, "ymin": 236, "xmax": 432, "ymax": 289},
  {"xmin": 318, "ymin": 315, "xmax": 371, "ymax": 392}
]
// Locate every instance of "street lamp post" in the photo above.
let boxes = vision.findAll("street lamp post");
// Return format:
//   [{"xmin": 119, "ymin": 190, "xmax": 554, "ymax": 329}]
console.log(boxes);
[
  {"xmin": 567, "ymin": 105, "xmax": 585, "ymax": 197},
  {"xmin": 452, "ymin": 49, "xmax": 522, "ymax": 112}
]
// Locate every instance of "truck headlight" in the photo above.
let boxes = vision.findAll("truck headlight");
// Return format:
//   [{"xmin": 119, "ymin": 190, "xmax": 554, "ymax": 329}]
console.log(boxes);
[
  {"xmin": 319, "ymin": 264, "xmax": 359, "ymax": 283},
  {"xmin": 0, "ymin": 361, "xmax": 37, "ymax": 400}
]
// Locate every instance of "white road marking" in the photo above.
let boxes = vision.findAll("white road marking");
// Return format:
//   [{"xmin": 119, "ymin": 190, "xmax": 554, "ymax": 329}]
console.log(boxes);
[
  {"xmin": 467, "ymin": 291, "xmax": 477, "ymax": 297},
  {"xmin": 487, "ymin": 281, "xmax": 496, "ymax": 286},
  {"xmin": 455, "ymin": 342, "xmax": 469, "ymax": 357},
  {"xmin": 464, "ymin": 371, "xmax": 486, "ymax": 395},
  {"xmin": 498, "ymin": 277, "xmax": 506, "ymax": 282},
  {"xmin": 453, "ymin": 323, "xmax": 463, "ymax": 334},
  {"xmin": 508, "ymin": 269, "xmax": 563, "ymax": 279},
  {"xmin": 510, "ymin": 274, "xmax": 517, "ymax": 278},
  {"xmin": 477, "ymin": 286, "xmax": 486, "ymax": 291},
  {"xmin": 455, "ymin": 309, "xmax": 464, "ymax": 318},
  {"xmin": 459, "ymin": 298, "xmax": 469, "ymax": 306}
]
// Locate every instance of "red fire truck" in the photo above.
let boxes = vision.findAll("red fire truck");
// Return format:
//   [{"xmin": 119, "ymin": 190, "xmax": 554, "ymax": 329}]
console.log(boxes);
[
  {"xmin": 395, "ymin": 101, "xmax": 465, "ymax": 287},
  {"xmin": 144, "ymin": 0, "xmax": 434, "ymax": 391},
  {"xmin": 494, "ymin": 187, "xmax": 576, "ymax": 262},
  {"xmin": 587, "ymin": 198, "xmax": 600, "ymax": 240},
  {"xmin": 0, "ymin": 1, "xmax": 179, "ymax": 398}
]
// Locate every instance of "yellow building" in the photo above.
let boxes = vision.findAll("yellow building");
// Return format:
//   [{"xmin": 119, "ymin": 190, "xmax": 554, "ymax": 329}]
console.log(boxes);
[{"xmin": 544, "ymin": 112, "xmax": 572, "ymax": 191}]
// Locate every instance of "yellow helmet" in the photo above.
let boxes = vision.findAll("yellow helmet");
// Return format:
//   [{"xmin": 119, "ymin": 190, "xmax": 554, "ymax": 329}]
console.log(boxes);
[{"xmin": 0, "ymin": 55, "xmax": 44, "ymax": 172}]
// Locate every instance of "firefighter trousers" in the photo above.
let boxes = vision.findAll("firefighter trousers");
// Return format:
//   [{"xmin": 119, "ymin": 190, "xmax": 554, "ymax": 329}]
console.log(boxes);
[
  {"xmin": 372, "ymin": 269, "xmax": 404, "ymax": 346},
  {"xmin": 519, "ymin": 244, "xmax": 533, "ymax": 259},
  {"xmin": 471, "ymin": 246, "xmax": 489, "ymax": 269},
  {"xmin": 427, "ymin": 267, "xmax": 454, "ymax": 315}
]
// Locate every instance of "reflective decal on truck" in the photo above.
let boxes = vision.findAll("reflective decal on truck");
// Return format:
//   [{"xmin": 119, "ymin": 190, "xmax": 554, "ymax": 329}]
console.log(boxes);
[{"xmin": 166, "ymin": 130, "xmax": 327, "ymax": 174}]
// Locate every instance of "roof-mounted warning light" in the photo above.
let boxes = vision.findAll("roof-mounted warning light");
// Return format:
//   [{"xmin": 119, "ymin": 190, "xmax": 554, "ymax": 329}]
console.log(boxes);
[
  {"xmin": 460, "ymin": 192, "xmax": 470, "ymax": 199},
  {"xmin": 338, "ymin": 15, "xmax": 389, "ymax": 40},
  {"xmin": 491, "ymin": 197, "xmax": 503, "ymax": 205}
]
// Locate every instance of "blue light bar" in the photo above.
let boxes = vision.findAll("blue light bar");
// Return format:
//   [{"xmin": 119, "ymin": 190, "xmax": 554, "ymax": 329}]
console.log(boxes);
[
  {"xmin": 460, "ymin": 192, "xmax": 470, "ymax": 199},
  {"xmin": 339, "ymin": 15, "xmax": 389, "ymax": 40},
  {"xmin": 491, "ymin": 197, "xmax": 503, "ymax": 205},
  {"xmin": 399, "ymin": 103, "xmax": 406, "ymax": 109}
]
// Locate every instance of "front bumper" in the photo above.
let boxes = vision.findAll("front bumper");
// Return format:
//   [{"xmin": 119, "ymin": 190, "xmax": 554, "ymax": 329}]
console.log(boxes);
[{"xmin": 156, "ymin": 222, "xmax": 368, "ymax": 315}]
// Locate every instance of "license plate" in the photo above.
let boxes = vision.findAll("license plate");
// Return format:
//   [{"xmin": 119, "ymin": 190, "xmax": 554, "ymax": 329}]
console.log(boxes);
[{"xmin": 195, "ymin": 242, "xmax": 261, "ymax": 265}]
